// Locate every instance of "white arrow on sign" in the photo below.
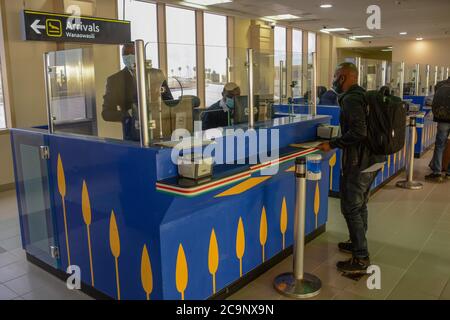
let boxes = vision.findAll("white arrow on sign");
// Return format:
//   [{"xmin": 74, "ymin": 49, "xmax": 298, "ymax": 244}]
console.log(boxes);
[{"xmin": 31, "ymin": 19, "xmax": 46, "ymax": 35}]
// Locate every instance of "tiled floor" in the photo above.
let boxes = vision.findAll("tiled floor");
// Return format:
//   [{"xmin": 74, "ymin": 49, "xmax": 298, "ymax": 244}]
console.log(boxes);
[
  {"xmin": 0, "ymin": 190, "xmax": 91, "ymax": 300},
  {"xmin": 0, "ymin": 149, "xmax": 449, "ymax": 300}
]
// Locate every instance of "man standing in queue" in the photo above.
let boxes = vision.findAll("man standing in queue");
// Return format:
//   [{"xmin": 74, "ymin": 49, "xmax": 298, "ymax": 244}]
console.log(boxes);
[
  {"xmin": 102, "ymin": 42, "xmax": 173, "ymax": 141},
  {"xmin": 317, "ymin": 62, "xmax": 385, "ymax": 274}
]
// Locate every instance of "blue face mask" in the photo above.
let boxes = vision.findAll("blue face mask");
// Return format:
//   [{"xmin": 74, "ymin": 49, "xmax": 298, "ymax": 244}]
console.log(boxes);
[
  {"xmin": 122, "ymin": 54, "xmax": 135, "ymax": 70},
  {"xmin": 225, "ymin": 97, "xmax": 235, "ymax": 109}
]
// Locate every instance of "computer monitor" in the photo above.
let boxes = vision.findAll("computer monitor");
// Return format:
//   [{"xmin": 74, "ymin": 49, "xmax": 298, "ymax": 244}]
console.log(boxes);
[{"xmin": 234, "ymin": 95, "xmax": 259, "ymax": 124}]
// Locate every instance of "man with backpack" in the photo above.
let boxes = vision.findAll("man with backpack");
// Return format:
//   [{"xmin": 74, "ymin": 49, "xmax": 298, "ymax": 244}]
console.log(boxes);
[
  {"xmin": 426, "ymin": 76, "xmax": 450, "ymax": 182},
  {"xmin": 317, "ymin": 62, "xmax": 389, "ymax": 274}
]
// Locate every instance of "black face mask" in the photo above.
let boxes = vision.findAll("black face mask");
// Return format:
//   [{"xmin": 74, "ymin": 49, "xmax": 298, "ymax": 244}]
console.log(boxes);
[{"xmin": 332, "ymin": 76, "xmax": 345, "ymax": 94}]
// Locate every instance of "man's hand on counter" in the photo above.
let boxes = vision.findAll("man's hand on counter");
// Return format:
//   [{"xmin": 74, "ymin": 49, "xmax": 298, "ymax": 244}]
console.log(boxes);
[{"xmin": 317, "ymin": 142, "xmax": 332, "ymax": 152}]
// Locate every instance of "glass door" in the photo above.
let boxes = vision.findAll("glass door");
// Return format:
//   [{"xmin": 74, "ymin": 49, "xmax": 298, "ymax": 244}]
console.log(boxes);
[{"xmin": 11, "ymin": 131, "xmax": 59, "ymax": 268}]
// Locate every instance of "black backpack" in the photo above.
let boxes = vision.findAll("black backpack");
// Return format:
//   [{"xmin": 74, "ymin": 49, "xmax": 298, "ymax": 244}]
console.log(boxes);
[
  {"xmin": 364, "ymin": 89, "xmax": 407, "ymax": 155},
  {"xmin": 432, "ymin": 80, "xmax": 450, "ymax": 122}
]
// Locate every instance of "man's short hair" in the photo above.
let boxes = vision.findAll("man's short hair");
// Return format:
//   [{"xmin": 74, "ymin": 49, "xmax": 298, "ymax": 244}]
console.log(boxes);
[
  {"xmin": 122, "ymin": 42, "xmax": 135, "ymax": 55},
  {"xmin": 336, "ymin": 62, "xmax": 359, "ymax": 76}
]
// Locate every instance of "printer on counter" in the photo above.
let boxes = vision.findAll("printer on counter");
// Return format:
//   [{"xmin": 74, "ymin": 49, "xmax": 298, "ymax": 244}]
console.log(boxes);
[{"xmin": 317, "ymin": 124, "xmax": 341, "ymax": 140}]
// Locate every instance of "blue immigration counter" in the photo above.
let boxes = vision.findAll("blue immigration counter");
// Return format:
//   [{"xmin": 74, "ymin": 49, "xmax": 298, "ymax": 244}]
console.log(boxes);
[{"xmin": 10, "ymin": 114, "xmax": 334, "ymax": 300}]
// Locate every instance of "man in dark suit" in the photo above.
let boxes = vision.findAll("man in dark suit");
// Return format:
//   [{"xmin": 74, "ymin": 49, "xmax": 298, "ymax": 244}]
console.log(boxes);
[{"xmin": 102, "ymin": 42, "xmax": 173, "ymax": 140}]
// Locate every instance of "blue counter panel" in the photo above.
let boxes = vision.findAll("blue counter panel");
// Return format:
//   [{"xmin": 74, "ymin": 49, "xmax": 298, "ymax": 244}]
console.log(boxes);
[
  {"xmin": 273, "ymin": 104, "xmax": 407, "ymax": 195},
  {"xmin": 414, "ymin": 112, "xmax": 437, "ymax": 158},
  {"xmin": 11, "ymin": 116, "xmax": 333, "ymax": 300},
  {"xmin": 403, "ymin": 95, "xmax": 426, "ymax": 109}
]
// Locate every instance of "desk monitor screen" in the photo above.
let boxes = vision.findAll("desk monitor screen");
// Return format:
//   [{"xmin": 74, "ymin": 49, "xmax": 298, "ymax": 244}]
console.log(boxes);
[{"xmin": 234, "ymin": 96, "xmax": 259, "ymax": 124}]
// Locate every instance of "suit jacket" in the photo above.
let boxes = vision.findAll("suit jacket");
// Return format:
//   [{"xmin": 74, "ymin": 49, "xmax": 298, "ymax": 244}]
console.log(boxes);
[{"xmin": 102, "ymin": 68, "xmax": 173, "ymax": 123}]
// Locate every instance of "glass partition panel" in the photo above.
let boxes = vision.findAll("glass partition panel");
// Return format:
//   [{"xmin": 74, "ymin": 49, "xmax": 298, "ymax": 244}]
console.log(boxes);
[
  {"xmin": 274, "ymin": 26, "xmax": 287, "ymax": 104},
  {"xmin": 292, "ymin": 29, "xmax": 303, "ymax": 99},
  {"xmin": 430, "ymin": 66, "xmax": 437, "ymax": 94},
  {"xmin": 45, "ymin": 48, "xmax": 97, "ymax": 136},
  {"xmin": 387, "ymin": 61, "xmax": 402, "ymax": 97},
  {"xmin": 253, "ymin": 49, "xmax": 275, "ymax": 122},
  {"xmin": 291, "ymin": 51, "xmax": 305, "ymax": 103},
  {"xmin": 318, "ymin": 57, "xmax": 338, "ymax": 106},
  {"xmin": 403, "ymin": 63, "xmax": 417, "ymax": 95},
  {"xmin": 418, "ymin": 64, "xmax": 429, "ymax": 96},
  {"xmin": 303, "ymin": 52, "xmax": 315, "ymax": 111},
  {"xmin": 354, "ymin": 58, "xmax": 384, "ymax": 91}
]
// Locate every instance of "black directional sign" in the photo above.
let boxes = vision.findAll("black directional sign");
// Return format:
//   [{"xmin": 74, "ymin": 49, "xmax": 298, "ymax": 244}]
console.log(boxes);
[{"xmin": 21, "ymin": 10, "xmax": 131, "ymax": 44}]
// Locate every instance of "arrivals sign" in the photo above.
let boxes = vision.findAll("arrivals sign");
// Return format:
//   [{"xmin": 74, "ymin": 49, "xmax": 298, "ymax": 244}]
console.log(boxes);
[{"xmin": 21, "ymin": 10, "xmax": 131, "ymax": 44}]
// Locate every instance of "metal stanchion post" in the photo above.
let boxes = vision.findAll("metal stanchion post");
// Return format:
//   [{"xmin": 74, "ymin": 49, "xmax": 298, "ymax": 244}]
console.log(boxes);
[
  {"xmin": 396, "ymin": 116, "xmax": 423, "ymax": 190},
  {"xmin": 247, "ymin": 48, "xmax": 254, "ymax": 128},
  {"xmin": 274, "ymin": 157, "xmax": 321, "ymax": 299}
]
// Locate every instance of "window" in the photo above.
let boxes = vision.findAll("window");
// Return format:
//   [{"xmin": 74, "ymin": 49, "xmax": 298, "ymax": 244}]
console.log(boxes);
[
  {"xmin": 166, "ymin": 6, "xmax": 197, "ymax": 99},
  {"xmin": 274, "ymin": 26, "xmax": 286, "ymax": 102},
  {"xmin": 204, "ymin": 13, "xmax": 227, "ymax": 106},
  {"xmin": 117, "ymin": 0, "xmax": 159, "ymax": 68},
  {"xmin": 292, "ymin": 29, "xmax": 303, "ymax": 98},
  {"xmin": 0, "ymin": 72, "xmax": 5, "ymax": 129}
]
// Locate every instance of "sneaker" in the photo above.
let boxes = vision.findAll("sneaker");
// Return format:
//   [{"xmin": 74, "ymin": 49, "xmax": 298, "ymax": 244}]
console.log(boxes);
[
  {"xmin": 338, "ymin": 240, "xmax": 353, "ymax": 254},
  {"xmin": 336, "ymin": 257, "xmax": 370, "ymax": 274},
  {"xmin": 425, "ymin": 173, "xmax": 444, "ymax": 183},
  {"xmin": 446, "ymin": 173, "xmax": 450, "ymax": 180}
]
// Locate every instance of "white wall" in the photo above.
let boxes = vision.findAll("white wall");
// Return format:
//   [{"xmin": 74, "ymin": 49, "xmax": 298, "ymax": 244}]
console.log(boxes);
[
  {"xmin": 0, "ymin": 133, "xmax": 13, "ymax": 187},
  {"xmin": 392, "ymin": 38, "xmax": 450, "ymax": 67}
]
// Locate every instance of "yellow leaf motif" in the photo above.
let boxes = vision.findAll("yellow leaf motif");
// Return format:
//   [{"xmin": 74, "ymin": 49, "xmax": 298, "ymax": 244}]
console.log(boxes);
[
  {"xmin": 260, "ymin": 207, "xmax": 268, "ymax": 246},
  {"xmin": 176, "ymin": 244, "xmax": 188, "ymax": 299},
  {"xmin": 208, "ymin": 229, "xmax": 219, "ymax": 275},
  {"xmin": 314, "ymin": 182, "xmax": 320, "ymax": 216},
  {"xmin": 394, "ymin": 153, "xmax": 397, "ymax": 169},
  {"xmin": 280, "ymin": 198, "xmax": 288, "ymax": 235},
  {"xmin": 57, "ymin": 154, "xmax": 66, "ymax": 198},
  {"xmin": 329, "ymin": 153, "xmax": 336, "ymax": 167},
  {"xmin": 141, "ymin": 245, "xmax": 153, "ymax": 299},
  {"xmin": 387, "ymin": 154, "xmax": 391, "ymax": 170},
  {"xmin": 81, "ymin": 180, "xmax": 91, "ymax": 226},
  {"xmin": 236, "ymin": 217, "xmax": 245, "ymax": 260},
  {"xmin": 109, "ymin": 211, "xmax": 120, "ymax": 258}
]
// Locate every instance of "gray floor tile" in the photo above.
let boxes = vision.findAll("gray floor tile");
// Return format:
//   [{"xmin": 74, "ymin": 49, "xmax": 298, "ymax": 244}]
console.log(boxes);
[
  {"xmin": 0, "ymin": 236, "xmax": 21, "ymax": 251},
  {"xmin": 0, "ymin": 284, "xmax": 18, "ymax": 300},
  {"xmin": 440, "ymin": 280, "xmax": 450, "ymax": 300},
  {"xmin": 0, "ymin": 261, "xmax": 29, "ymax": 283},
  {"xmin": 0, "ymin": 252, "xmax": 21, "ymax": 268},
  {"xmin": 333, "ymin": 290, "xmax": 373, "ymax": 300},
  {"xmin": 3, "ymin": 272, "xmax": 62, "ymax": 296},
  {"xmin": 373, "ymin": 244, "xmax": 420, "ymax": 270}
]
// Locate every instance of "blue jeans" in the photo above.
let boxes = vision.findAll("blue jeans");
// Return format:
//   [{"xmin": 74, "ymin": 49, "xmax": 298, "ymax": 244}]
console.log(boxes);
[
  {"xmin": 340, "ymin": 169, "xmax": 379, "ymax": 259},
  {"xmin": 429, "ymin": 122, "xmax": 450, "ymax": 174}
]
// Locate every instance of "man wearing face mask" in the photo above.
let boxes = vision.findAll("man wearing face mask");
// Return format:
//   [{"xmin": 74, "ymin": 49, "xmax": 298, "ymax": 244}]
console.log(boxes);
[
  {"xmin": 102, "ymin": 42, "xmax": 173, "ymax": 140},
  {"xmin": 201, "ymin": 82, "xmax": 241, "ymax": 130},
  {"xmin": 317, "ymin": 62, "xmax": 385, "ymax": 274}
]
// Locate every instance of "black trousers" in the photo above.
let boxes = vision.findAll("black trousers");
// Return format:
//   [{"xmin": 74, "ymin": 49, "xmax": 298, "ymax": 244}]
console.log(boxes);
[{"xmin": 340, "ymin": 169, "xmax": 379, "ymax": 258}]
